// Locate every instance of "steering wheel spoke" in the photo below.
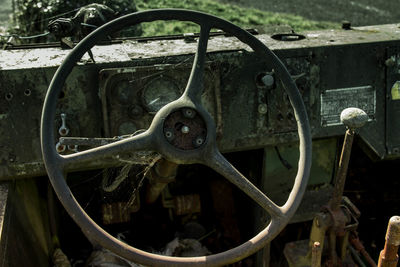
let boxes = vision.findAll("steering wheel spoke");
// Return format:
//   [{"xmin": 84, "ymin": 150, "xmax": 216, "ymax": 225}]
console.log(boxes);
[
  {"xmin": 183, "ymin": 24, "xmax": 211, "ymax": 103},
  {"xmin": 205, "ymin": 149, "xmax": 284, "ymax": 218},
  {"xmin": 60, "ymin": 131, "xmax": 155, "ymax": 170}
]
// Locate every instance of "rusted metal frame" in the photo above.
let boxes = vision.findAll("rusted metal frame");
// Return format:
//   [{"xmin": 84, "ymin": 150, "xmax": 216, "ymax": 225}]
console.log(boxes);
[
  {"xmin": 307, "ymin": 108, "xmax": 370, "ymax": 267},
  {"xmin": 309, "ymin": 212, "xmax": 332, "ymax": 267},
  {"xmin": 349, "ymin": 233, "xmax": 377, "ymax": 267},
  {"xmin": 311, "ymin": 241, "xmax": 322, "ymax": 267}
]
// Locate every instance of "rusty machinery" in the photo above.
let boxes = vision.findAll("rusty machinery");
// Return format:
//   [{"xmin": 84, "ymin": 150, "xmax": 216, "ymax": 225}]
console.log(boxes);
[
  {"xmin": 284, "ymin": 108, "xmax": 400, "ymax": 267},
  {"xmin": 2, "ymin": 4, "xmax": 400, "ymax": 267}
]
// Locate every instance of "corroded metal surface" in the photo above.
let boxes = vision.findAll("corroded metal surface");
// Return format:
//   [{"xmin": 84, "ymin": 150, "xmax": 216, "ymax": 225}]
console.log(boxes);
[
  {"xmin": 0, "ymin": 24, "xmax": 399, "ymax": 70},
  {"xmin": 378, "ymin": 216, "xmax": 400, "ymax": 267},
  {"xmin": 0, "ymin": 22, "xmax": 398, "ymax": 179},
  {"xmin": 173, "ymin": 194, "xmax": 201, "ymax": 216},
  {"xmin": 163, "ymin": 109, "xmax": 207, "ymax": 150}
]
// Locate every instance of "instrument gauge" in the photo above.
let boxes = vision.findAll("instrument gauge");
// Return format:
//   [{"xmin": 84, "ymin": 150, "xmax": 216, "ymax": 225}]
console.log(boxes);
[
  {"xmin": 115, "ymin": 80, "xmax": 133, "ymax": 105},
  {"xmin": 142, "ymin": 77, "xmax": 181, "ymax": 113}
]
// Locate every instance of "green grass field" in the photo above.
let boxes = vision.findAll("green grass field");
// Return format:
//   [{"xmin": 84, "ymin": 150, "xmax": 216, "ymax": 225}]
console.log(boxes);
[
  {"xmin": 134, "ymin": 0, "xmax": 338, "ymax": 36},
  {"xmin": 0, "ymin": 0, "xmax": 338, "ymax": 37}
]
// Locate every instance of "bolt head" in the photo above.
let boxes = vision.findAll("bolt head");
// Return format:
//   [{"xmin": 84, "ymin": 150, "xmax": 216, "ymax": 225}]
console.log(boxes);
[
  {"xmin": 258, "ymin": 104, "xmax": 268, "ymax": 114},
  {"xmin": 261, "ymin": 74, "xmax": 274, "ymax": 87},
  {"xmin": 181, "ymin": 125, "xmax": 190, "ymax": 134},
  {"xmin": 194, "ymin": 136, "xmax": 204, "ymax": 147},
  {"xmin": 56, "ymin": 142, "xmax": 66, "ymax": 153},
  {"xmin": 164, "ymin": 129, "xmax": 174, "ymax": 141},
  {"xmin": 182, "ymin": 108, "xmax": 196, "ymax": 119}
]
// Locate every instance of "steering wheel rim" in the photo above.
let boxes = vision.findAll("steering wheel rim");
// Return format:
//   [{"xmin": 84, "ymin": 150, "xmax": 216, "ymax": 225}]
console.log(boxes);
[{"xmin": 41, "ymin": 9, "xmax": 312, "ymax": 266}]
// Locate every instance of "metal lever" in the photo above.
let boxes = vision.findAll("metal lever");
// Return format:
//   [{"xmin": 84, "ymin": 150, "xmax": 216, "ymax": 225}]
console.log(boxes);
[
  {"xmin": 284, "ymin": 108, "xmax": 371, "ymax": 267},
  {"xmin": 330, "ymin": 107, "xmax": 368, "ymax": 210}
]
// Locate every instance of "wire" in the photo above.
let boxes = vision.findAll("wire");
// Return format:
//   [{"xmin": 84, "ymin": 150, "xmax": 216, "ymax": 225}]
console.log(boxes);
[
  {"xmin": 0, "ymin": 22, "xmax": 98, "ymax": 41},
  {"xmin": 0, "ymin": 31, "xmax": 50, "ymax": 40},
  {"xmin": 0, "ymin": 6, "xmax": 90, "ymax": 41},
  {"xmin": 80, "ymin": 23, "xmax": 98, "ymax": 29},
  {"xmin": 18, "ymin": 31, "xmax": 50, "ymax": 39},
  {"xmin": 16, "ymin": 7, "xmax": 81, "ymax": 29}
]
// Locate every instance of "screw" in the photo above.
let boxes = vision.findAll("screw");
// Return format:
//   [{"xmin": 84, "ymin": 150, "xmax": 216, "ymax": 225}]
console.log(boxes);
[
  {"xmin": 5, "ymin": 93, "xmax": 13, "ymax": 101},
  {"xmin": 182, "ymin": 108, "xmax": 196, "ymax": 119},
  {"xmin": 24, "ymin": 89, "xmax": 31, "ymax": 96},
  {"xmin": 68, "ymin": 145, "xmax": 78, "ymax": 152},
  {"xmin": 194, "ymin": 136, "xmax": 204, "ymax": 147},
  {"xmin": 258, "ymin": 104, "xmax": 268, "ymax": 114},
  {"xmin": 181, "ymin": 125, "xmax": 190, "ymax": 134},
  {"xmin": 164, "ymin": 129, "xmax": 174, "ymax": 141},
  {"xmin": 261, "ymin": 74, "xmax": 274, "ymax": 87},
  {"xmin": 56, "ymin": 142, "xmax": 66, "ymax": 153}
]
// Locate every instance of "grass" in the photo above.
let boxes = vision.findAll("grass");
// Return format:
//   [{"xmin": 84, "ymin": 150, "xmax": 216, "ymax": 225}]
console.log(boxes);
[{"xmin": 134, "ymin": 0, "xmax": 337, "ymax": 36}]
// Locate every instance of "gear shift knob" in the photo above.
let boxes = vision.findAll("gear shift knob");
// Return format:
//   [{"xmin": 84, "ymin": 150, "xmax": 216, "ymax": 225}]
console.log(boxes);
[{"xmin": 340, "ymin": 107, "xmax": 369, "ymax": 130}]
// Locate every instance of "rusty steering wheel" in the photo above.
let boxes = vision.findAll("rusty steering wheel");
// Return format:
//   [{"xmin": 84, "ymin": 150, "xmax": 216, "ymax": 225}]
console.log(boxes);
[{"xmin": 41, "ymin": 9, "xmax": 312, "ymax": 266}]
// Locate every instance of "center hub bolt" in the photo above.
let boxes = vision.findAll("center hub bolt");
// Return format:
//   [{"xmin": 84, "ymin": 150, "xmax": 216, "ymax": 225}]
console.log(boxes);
[{"xmin": 181, "ymin": 125, "xmax": 190, "ymax": 134}]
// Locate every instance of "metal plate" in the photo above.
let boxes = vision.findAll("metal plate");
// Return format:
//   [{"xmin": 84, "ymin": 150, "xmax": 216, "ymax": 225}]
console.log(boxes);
[{"xmin": 320, "ymin": 85, "xmax": 376, "ymax": 126}]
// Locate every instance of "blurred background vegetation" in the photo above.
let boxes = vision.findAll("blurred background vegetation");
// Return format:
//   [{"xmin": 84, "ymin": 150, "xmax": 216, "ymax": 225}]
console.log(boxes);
[
  {"xmin": 4, "ymin": 0, "xmax": 337, "ymax": 39},
  {"xmin": 134, "ymin": 0, "xmax": 337, "ymax": 36},
  {"xmin": 1, "ymin": 0, "xmax": 398, "ymax": 39}
]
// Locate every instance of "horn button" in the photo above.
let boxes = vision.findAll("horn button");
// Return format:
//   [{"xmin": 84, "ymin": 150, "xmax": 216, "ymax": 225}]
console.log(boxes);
[{"xmin": 163, "ymin": 108, "xmax": 207, "ymax": 150}]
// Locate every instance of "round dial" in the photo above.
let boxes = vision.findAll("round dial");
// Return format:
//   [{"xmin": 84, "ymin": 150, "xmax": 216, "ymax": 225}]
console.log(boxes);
[
  {"xmin": 114, "ymin": 80, "xmax": 133, "ymax": 105},
  {"xmin": 142, "ymin": 77, "xmax": 180, "ymax": 113}
]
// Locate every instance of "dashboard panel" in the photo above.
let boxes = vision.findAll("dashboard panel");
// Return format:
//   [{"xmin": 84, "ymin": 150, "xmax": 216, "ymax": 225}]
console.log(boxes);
[{"xmin": 0, "ymin": 23, "xmax": 399, "ymax": 179}]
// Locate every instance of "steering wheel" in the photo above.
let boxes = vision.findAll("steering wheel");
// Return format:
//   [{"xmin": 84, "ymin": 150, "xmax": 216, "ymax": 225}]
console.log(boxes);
[{"xmin": 41, "ymin": 9, "xmax": 311, "ymax": 266}]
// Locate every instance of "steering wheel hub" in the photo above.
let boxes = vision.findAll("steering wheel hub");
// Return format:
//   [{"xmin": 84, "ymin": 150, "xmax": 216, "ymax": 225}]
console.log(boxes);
[{"xmin": 163, "ymin": 108, "xmax": 207, "ymax": 150}]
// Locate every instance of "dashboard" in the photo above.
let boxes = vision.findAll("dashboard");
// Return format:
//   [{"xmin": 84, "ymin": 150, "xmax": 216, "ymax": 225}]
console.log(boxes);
[{"xmin": 0, "ymin": 23, "xmax": 399, "ymax": 180}]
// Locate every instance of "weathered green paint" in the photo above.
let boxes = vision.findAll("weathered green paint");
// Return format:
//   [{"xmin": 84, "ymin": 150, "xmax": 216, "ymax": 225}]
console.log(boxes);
[{"xmin": 262, "ymin": 138, "xmax": 337, "ymax": 222}]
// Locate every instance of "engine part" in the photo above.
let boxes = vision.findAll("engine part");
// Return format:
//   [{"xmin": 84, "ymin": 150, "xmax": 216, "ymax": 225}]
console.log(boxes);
[
  {"xmin": 285, "ymin": 108, "xmax": 370, "ymax": 267},
  {"xmin": 145, "ymin": 158, "xmax": 178, "ymax": 204}
]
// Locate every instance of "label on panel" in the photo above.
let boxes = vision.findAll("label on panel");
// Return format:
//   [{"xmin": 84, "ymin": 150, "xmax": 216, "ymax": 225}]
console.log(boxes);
[{"xmin": 320, "ymin": 85, "xmax": 376, "ymax": 126}]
